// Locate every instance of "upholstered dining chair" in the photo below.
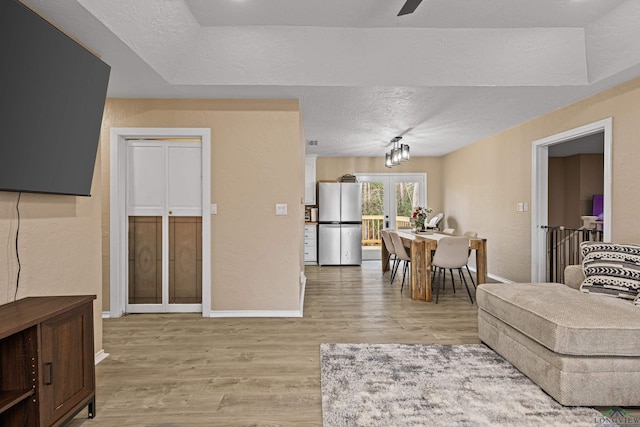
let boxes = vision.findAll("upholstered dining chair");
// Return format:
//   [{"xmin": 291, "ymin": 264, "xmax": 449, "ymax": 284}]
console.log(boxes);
[
  {"xmin": 390, "ymin": 231, "xmax": 412, "ymax": 292},
  {"xmin": 431, "ymin": 236, "xmax": 474, "ymax": 304},
  {"xmin": 462, "ymin": 231, "xmax": 478, "ymax": 288},
  {"xmin": 380, "ymin": 230, "xmax": 398, "ymax": 283}
]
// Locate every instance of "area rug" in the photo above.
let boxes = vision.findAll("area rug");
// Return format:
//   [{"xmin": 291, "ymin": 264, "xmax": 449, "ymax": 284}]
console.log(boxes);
[{"xmin": 321, "ymin": 343, "xmax": 606, "ymax": 426}]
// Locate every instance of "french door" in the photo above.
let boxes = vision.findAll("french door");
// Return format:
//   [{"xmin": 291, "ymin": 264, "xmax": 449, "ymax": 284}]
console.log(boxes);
[
  {"xmin": 357, "ymin": 173, "xmax": 427, "ymax": 260},
  {"xmin": 126, "ymin": 139, "xmax": 203, "ymax": 313}
]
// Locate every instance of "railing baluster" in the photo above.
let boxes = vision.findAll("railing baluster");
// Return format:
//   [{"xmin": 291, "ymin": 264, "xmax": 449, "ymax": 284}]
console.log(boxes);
[{"xmin": 543, "ymin": 225, "xmax": 603, "ymax": 283}]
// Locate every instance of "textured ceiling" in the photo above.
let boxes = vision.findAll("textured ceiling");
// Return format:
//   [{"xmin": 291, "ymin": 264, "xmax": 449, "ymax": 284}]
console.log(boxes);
[{"xmin": 22, "ymin": 0, "xmax": 640, "ymax": 157}]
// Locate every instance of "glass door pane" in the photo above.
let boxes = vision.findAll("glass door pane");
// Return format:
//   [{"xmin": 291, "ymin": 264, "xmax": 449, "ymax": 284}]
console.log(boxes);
[
  {"xmin": 395, "ymin": 181, "xmax": 420, "ymax": 229},
  {"xmin": 361, "ymin": 180, "xmax": 386, "ymax": 260}
]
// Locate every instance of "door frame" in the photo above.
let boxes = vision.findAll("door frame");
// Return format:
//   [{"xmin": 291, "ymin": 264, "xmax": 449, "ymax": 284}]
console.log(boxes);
[
  {"xmin": 530, "ymin": 118, "xmax": 612, "ymax": 282},
  {"xmin": 110, "ymin": 127, "xmax": 211, "ymax": 317},
  {"xmin": 355, "ymin": 173, "xmax": 427, "ymax": 260}
]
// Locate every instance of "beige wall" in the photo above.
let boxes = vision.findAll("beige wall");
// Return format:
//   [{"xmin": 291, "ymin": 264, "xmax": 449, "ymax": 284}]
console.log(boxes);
[
  {"xmin": 548, "ymin": 157, "xmax": 566, "ymax": 227},
  {"xmin": 579, "ymin": 154, "xmax": 605, "ymax": 218},
  {"xmin": 316, "ymin": 157, "xmax": 444, "ymax": 216},
  {"xmin": 0, "ymin": 153, "xmax": 103, "ymax": 354},
  {"xmin": 101, "ymin": 99, "xmax": 304, "ymax": 312},
  {"xmin": 442, "ymin": 76, "xmax": 640, "ymax": 282}
]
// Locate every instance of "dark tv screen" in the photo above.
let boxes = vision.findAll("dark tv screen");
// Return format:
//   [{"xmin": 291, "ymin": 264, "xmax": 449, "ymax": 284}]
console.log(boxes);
[{"xmin": 0, "ymin": 0, "xmax": 110, "ymax": 196}]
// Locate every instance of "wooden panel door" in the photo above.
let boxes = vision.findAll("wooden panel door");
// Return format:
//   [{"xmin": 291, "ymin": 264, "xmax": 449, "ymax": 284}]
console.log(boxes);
[{"xmin": 38, "ymin": 304, "xmax": 94, "ymax": 427}]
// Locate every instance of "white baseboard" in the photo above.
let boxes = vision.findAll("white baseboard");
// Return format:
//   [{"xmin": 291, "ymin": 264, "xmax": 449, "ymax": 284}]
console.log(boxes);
[
  {"xmin": 102, "ymin": 311, "xmax": 111, "ymax": 319},
  {"xmin": 95, "ymin": 349, "xmax": 110, "ymax": 365},
  {"xmin": 487, "ymin": 273, "xmax": 514, "ymax": 284},
  {"xmin": 466, "ymin": 266, "xmax": 514, "ymax": 284},
  {"xmin": 299, "ymin": 271, "xmax": 307, "ymax": 317},
  {"xmin": 209, "ymin": 310, "xmax": 303, "ymax": 318}
]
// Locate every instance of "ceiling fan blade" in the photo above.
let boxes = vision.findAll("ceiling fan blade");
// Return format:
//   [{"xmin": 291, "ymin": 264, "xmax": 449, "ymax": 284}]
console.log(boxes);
[{"xmin": 397, "ymin": 0, "xmax": 423, "ymax": 16}]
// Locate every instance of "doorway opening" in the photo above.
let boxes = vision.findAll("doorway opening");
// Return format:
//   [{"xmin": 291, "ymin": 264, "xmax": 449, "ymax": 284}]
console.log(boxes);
[
  {"xmin": 531, "ymin": 118, "xmax": 612, "ymax": 282},
  {"xmin": 356, "ymin": 173, "xmax": 427, "ymax": 260},
  {"xmin": 110, "ymin": 128, "xmax": 211, "ymax": 317}
]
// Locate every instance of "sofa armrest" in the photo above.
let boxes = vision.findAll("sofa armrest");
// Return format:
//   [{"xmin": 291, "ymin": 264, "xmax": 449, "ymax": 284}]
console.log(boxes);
[{"xmin": 564, "ymin": 265, "xmax": 585, "ymax": 290}]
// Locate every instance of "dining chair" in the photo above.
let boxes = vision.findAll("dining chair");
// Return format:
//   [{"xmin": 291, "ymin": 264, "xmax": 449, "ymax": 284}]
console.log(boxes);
[
  {"xmin": 462, "ymin": 231, "xmax": 478, "ymax": 288},
  {"xmin": 390, "ymin": 231, "xmax": 412, "ymax": 292},
  {"xmin": 431, "ymin": 236, "xmax": 474, "ymax": 304},
  {"xmin": 380, "ymin": 229, "xmax": 398, "ymax": 283}
]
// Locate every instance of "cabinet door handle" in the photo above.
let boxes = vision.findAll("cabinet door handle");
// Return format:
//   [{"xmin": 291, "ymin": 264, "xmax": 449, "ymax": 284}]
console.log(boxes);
[{"xmin": 44, "ymin": 362, "xmax": 53, "ymax": 385}]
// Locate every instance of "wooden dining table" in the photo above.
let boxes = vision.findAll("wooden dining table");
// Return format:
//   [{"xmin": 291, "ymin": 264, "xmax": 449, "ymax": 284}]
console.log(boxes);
[{"xmin": 381, "ymin": 231, "xmax": 488, "ymax": 302}]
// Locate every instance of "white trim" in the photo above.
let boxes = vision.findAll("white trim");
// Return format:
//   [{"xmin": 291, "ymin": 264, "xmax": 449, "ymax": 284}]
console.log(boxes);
[
  {"xmin": 101, "ymin": 311, "xmax": 111, "ymax": 319},
  {"xmin": 109, "ymin": 128, "xmax": 212, "ymax": 318},
  {"xmin": 95, "ymin": 349, "xmax": 110, "ymax": 365},
  {"xmin": 299, "ymin": 272, "xmax": 306, "ymax": 316},
  {"xmin": 210, "ymin": 310, "xmax": 303, "ymax": 318},
  {"xmin": 486, "ymin": 273, "xmax": 514, "ymax": 284},
  {"xmin": 531, "ymin": 118, "xmax": 612, "ymax": 282},
  {"xmin": 125, "ymin": 303, "xmax": 204, "ymax": 313},
  {"xmin": 466, "ymin": 266, "xmax": 514, "ymax": 284}
]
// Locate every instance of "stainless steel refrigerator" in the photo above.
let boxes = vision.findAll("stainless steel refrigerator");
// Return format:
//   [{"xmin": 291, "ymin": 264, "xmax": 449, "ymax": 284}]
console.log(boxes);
[{"xmin": 318, "ymin": 182, "xmax": 362, "ymax": 265}]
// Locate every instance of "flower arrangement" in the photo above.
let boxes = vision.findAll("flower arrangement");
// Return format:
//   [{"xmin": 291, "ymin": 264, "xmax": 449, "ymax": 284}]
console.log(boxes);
[{"xmin": 412, "ymin": 206, "xmax": 433, "ymax": 230}]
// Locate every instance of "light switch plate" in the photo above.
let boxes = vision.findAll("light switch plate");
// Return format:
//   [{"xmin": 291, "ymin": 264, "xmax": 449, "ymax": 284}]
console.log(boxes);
[
  {"xmin": 210, "ymin": 204, "xmax": 217, "ymax": 215},
  {"xmin": 276, "ymin": 204, "xmax": 288, "ymax": 215}
]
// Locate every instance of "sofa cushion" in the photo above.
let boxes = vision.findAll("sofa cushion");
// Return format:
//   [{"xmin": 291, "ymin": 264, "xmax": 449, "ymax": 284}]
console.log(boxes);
[
  {"xmin": 477, "ymin": 282, "xmax": 640, "ymax": 356},
  {"xmin": 580, "ymin": 242, "xmax": 640, "ymax": 305}
]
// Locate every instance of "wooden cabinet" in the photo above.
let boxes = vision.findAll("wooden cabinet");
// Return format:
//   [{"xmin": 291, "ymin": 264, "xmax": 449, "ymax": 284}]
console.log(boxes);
[
  {"xmin": 304, "ymin": 155, "xmax": 317, "ymax": 205},
  {"xmin": 304, "ymin": 224, "xmax": 317, "ymax": 264},
  {"xmin": 0, "ymin": 296, "xmax": 96, "ymax": 427}
]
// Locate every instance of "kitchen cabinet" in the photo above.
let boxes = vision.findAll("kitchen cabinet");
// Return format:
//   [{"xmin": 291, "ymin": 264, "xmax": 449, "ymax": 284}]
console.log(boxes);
[
  {"xmin": 304, "ymin": 155, "xmax": 317, "ymax": 205},
  {"xmin": 0, "ymin": 295, "xmax": 96, "ymax": 427},
  {"xmin": 304, "ymin": 224, "xmax": 317, "ymax": 264}
]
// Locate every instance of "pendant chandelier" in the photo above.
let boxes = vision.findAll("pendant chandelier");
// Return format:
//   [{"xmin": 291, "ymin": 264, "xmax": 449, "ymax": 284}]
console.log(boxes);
[{"xmin": 385, "ymin": 136, "xmax": 410, "ymax": 168}]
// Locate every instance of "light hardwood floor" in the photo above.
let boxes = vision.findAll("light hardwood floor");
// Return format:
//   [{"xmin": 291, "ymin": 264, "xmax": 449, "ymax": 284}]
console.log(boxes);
[{"xmin": 70, "ymin": 261, "xmax": 480, "ymax": 426}]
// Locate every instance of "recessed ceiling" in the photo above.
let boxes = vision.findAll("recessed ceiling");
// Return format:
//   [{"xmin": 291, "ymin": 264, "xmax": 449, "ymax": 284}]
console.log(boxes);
[{"xmin": 22, "ymin": 0, "xmax": 640, "ymax": 157}]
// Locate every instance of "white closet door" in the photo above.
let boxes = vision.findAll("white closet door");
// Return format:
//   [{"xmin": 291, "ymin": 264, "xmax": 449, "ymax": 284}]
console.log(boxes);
[{"xmin": 126, "ymin": 139, "xmax": 203, "ymax": 313}]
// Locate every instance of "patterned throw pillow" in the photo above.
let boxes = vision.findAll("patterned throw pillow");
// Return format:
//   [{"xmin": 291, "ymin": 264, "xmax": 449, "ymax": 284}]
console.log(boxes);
[{"xmin": 580, "ymin": 242, "xmax": 640, "ymax": 305}]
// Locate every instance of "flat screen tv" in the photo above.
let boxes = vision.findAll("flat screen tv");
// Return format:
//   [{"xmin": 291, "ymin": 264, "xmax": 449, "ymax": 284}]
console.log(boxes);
[{"xmin": 0, "ymin": 0, "xmax": 110, "ymax": 196}]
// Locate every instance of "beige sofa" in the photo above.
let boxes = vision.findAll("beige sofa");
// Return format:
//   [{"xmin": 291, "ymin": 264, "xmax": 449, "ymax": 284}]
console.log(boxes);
[{"xmin": 477, "ymin": 265, "xmax": 640, "ymax": 406}]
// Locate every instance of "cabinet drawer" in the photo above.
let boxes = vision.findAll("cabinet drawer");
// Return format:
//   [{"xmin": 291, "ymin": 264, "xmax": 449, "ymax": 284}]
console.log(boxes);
[
  {"xmin": 304, "ymin": 225, "xmax": 317, "ymax": 241},
  {"xmin": 304, "ymin": 246, "xmax": 317, "ymax": 261}
]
